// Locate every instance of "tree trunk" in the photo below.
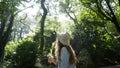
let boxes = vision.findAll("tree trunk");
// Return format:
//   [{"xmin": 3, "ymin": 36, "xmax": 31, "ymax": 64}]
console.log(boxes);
[
  {"xmin": 0, "ymin": 4, "xmax": 6, "ymax": 62},
  {"xmin": 40, "ymin": 0, "xmax": 47, "ymax": 52},
  {"xmin": 0, "ymin": 15, "xmax": 14, "ymax": 63},
  {"xmin": 0, "ymin": 43, "xmax": 5, "ymax": 63}
]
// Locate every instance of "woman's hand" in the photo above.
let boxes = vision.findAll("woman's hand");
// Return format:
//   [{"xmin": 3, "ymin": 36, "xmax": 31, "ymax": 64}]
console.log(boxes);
[{"xmin": 48, "ymin": 57, "xmax": 56, "ymax": 64}]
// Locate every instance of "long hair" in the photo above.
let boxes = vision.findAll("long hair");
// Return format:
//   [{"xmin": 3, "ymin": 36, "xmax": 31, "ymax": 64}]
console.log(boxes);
[{"xmin": 55, "ymin": 39, "xmax": 77, "ymax": 64}]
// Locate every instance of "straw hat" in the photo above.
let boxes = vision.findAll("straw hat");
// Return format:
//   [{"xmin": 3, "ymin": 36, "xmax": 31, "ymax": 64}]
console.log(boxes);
[{"xmin": 57, "ymin": 32, "xmax": 71, "ymax": 46}]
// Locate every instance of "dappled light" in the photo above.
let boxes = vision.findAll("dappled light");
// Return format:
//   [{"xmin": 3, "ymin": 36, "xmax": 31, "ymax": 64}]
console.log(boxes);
[{"xmin": 0, "ymin": 0, "xmax": 120, "ymax": 68}]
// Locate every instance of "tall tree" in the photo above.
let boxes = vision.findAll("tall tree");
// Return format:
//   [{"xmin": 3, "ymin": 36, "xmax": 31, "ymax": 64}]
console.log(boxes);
[
  {"xmin": 0, "ymin": 0, "xmax": 32, "ymax": 63},
  {"xmin": 80, "ymin": 0, "xmax": 120, "ymax": 35},
  {"xmin": 0, "ymin": 0, "xmax": 17, "ymax": 63},
  {"xmin": 59, "ymin": 0, "xmax": 83, "ymax": 51},
  {"xmin": 39, "ymin": 0, "xmax": 47, "ymax": 52}
]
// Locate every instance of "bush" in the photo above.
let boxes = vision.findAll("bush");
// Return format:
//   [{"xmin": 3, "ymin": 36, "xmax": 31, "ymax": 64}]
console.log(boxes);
[
  {"xmin": 77, "ymin": 48, "xmax": 94, "ymax": 68},
  {"xmin": 5, "ymin": 41, "xmax": 17, "ymax": 61},
  {"xmin": 14, "ymin": 41, "xmax": 38, "ymax": 68},
  {"xmin": 3, "ymin": 41, "xmax": 17, "ymax": 68}
]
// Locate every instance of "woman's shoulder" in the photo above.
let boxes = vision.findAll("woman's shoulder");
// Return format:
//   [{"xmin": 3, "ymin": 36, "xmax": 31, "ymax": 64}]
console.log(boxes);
[
  {"xmin": 61, "ymin": 47, "xmax": 69, "ymax": 54},
  {"xmin": 61, "ymin": 47, "xmax": 67, "ymax": 51}
]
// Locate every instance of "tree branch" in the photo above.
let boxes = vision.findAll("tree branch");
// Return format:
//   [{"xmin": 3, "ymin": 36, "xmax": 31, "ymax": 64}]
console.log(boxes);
[
  {"xmin": 15, "ymin": 5, "xmax": 33, "ymax": 16},
  {"xmin": 95, "ymin": 0, "xmax": 112, "ymax": 21},
  {"xmin": 19, "ymin": 14, "xmax": 34, "ymax": 32},
  {"xmin": 105, "ymin": 0, "xmax": 120, "ymax": 33},
  {"xmin": 64, "ymin": 3, "xmax": 79, "ymax": 25}
]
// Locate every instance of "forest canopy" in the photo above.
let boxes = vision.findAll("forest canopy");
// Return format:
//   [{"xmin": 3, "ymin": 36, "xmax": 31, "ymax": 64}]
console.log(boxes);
[{"xmin": 0, "ymin": 0, "xmax": 120, "ymax": 68}]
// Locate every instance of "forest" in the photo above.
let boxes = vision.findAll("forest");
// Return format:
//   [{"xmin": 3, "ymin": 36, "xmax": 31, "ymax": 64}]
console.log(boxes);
[{"xmin": 0, "ymin": 0, "xmax": 120, "ymax": 68}]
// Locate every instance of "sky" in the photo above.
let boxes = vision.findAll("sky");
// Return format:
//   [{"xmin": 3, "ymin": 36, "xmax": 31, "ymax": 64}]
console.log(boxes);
[
  {"xmin": 18, "ymin": 1, "xmax": 40, "ymax": 17},
  {"xmin": 18, "ymin": 0, "xmax": 70, "ymax": 22},
  {"xmin": 17, "ymin": 0, "xmax": 73, "ymax": 35}
]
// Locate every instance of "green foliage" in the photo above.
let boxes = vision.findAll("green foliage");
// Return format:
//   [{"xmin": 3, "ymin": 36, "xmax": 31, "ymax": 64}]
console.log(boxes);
[
  {"xmin": 45, "ymin": 18, "xmax": 60, "ymax": 31},
  {"xmin": 115, "ymin": 6, "xmax": 120, "ymax": 25},
  {"xmin": 77, "ymin": 48, "xmax": 94, "ymax": 68},
  {"xmin": 80, "ymin": 0, "xmax": 120, "ymax": 34},
  {"xmin": 1, "ymin": 0, "xmax": 120, "ymax": 68},
  {"xmin": 0, "ymin": 0, "xmax": 25, "ymax": 64},
  {"xmin": 33, "ymin": 30, "xmax": 56, "ymax": 55},
  {"xmin": 71, "ymin": 8, "xmax": 120, "ymax": 67},
  {"xmin": 5, "ymin": 41, "xmax": 17, "ymax": 60},
  {"xmin": 81, "ymin": 0, "xmax": 96, "ymax": 7},
  {"xmin": 1, "ymin": 41, "xmax": 17, "ymax": 68},
  {"xmin": 14, "ymin": 40, "xmax": 38, "ymax": 68}
]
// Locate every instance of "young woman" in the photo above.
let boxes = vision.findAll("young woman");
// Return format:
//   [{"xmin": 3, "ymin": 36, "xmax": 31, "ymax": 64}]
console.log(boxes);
[{"xmin": 48, "ymin": 32, "xmax": 77, "ymax": 68}]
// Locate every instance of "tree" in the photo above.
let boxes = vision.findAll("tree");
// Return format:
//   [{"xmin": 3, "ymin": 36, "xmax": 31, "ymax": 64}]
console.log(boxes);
[
  {"xmin": 72, "ymin": 9, "xmax": 120, "ymax": 67},
  {"xmin": 59, "ymin": 0, "xmax": 81, "ymax": 25},
  {"xmin": 80, "ymin": 0, "xmax": 120, "ymax": 36},
  {"xmin": 59, "ymin": 0, "xmax": 84, "ymax": 53},
  {"xmin": 0, "ymin": 0, "xmax": 17, "ymax": 63},
  {"xmin": 59, "ymin": 0, "xmax": 120, "ymax": 67},
  {"xmin": 39, "ymin": 0, "xmax": 47, "ymax": 52},
  {"xmin": 0, "ymin": 0, "xmax": 32, "ymax": 63}
]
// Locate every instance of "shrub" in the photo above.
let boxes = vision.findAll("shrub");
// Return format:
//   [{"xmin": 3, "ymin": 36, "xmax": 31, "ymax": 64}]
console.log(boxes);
[
  {"xmin": 5, "ymin": 41, "xmax": 17, "ymax": 61},
  {"xmin": 77, "ymin": 48, "xmax": 94, "ymax": 68},
  {"xmin": 14, "ymin": 41, "xmax": 38, "ymax": 68}
]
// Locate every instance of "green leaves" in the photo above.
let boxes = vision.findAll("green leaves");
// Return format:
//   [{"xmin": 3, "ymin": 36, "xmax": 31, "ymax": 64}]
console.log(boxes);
[
  {"xmin": 81, "ymin": 0, "xmax": 96, "ymax": 7},
  {"xmin": 15, "ymin": 41, "xmax": 38, "ymax": 68}
]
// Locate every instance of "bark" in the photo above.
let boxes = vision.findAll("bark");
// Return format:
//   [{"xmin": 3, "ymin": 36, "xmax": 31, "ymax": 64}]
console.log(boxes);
[
  {"xmin": 0, "ymin": 15, "xmax": 14, "ymax": 63},
  {"xmin": 0, "ymin": 2, "xmax": 6, "ymax": 62},
  {"xmin": 0, "ymin": 43, "xmax": 5, "ymax": 63},
  {"xmin": 40, "ymin": 0, "xmax": 47, "ymax": 52},
  {"xmin": 4, "ymin": 15, "xmax": 14, "ymax": 44}
]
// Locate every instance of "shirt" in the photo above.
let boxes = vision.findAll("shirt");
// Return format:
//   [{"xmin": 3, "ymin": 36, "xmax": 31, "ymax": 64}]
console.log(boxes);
[{"xmin": 58, "ymin": 47, "xmax": 76, "ymax": 68}]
